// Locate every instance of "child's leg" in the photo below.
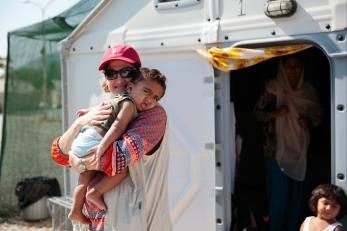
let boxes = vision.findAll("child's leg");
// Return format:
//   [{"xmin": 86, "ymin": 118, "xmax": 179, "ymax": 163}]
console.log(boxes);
[
  {"xmin": 86, "ymin": 168, "xmax": 128, "ymax": 210},
  {"xmin": 68, "ymin": 170, "xmax": 96, "ymax": 224}
]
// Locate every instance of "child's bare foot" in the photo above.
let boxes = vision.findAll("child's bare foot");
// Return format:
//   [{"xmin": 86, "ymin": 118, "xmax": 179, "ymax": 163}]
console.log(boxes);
[
  {"xmin": 68, "ymin": 210, "xmax": 91, "ymax": 224},
  {"xmin": 86, "ymin": 188, "xmax": 107, "ymax": 210}
]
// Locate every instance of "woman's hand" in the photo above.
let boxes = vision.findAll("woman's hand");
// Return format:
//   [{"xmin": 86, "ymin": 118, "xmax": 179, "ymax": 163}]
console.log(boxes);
[
  {"xmin": 76, "ymin": 104, "xmax": 112, "ymax": 127},
  {"xmin": 82, "ymin": 153, "xmax": 100, "ymax": 171},
  {"xmin": 58, "ymin": 104, "xmax": 112, "ymax": 154},
  {"xmin": 68, "ymin": 152, "xmax": 100, "ymax": 172},
  {"xmin": 69, "ymin": 154, "xmax": 82, "ymax": 172},
  {"xmin": 76, "ymin": 108, "xmax": 90, "ymax": 117}
]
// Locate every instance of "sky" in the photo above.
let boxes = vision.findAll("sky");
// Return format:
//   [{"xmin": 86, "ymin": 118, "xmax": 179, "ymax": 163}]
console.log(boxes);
[{"xmin": 0, "ymin": 0, "xmax": 80, "ymax": 59}]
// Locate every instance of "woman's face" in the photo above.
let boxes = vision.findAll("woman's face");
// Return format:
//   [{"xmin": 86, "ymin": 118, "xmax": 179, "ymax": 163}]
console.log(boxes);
[
  {"xmin": 105, "ymin": 60, "xmax": 134, "ymax": 94},
  {"xmin": 283, "ymin": 57, "xmax": 303, "ymax": 88}
]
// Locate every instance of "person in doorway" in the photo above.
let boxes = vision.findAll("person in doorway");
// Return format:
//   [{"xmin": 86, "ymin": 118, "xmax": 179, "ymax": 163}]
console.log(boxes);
[
  {"xmin": 300, "ymin": 184, "xmax": 347, "ymax": 231},
  {"xmin": 68, "ymin": 66, "xmax": 166, "ymax": 223},
  {"xmin": 254, "ymin": 53, "xmax": 322, "ymax": 231},
  {"xmin": 51, "ymin": 44, "xmax": 172, "ymax": 230}
]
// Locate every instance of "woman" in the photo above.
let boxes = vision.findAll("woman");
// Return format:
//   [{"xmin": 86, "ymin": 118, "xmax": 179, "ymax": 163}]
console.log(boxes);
[
  {"xmin": 51, "ymin": 45, "xmax": 172, "ymax": 231},
  {"xmin": 254, "ymin": 54, "xmax": 321, "ymax": 231}
]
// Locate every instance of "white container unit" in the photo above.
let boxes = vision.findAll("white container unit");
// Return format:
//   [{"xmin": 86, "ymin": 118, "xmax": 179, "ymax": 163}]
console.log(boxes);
[{"xmin": 55, "ymin": 0, "xmax": 347, "ymax": 230}]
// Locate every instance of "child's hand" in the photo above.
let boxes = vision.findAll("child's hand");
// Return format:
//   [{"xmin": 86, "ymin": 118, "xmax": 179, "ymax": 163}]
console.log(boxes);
[
  {"xmin": 87, "ymin": 145, "xmax": 104, "ymax": 159},
  {"xmin": 96, "ymin": 145, "xmax": 106, "ymax": 159}
]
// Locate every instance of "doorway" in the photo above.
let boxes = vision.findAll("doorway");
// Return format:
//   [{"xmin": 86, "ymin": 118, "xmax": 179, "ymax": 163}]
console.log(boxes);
[{"xmin": 230, "ymin": 46, "xmax": 331, "ymax": 230}]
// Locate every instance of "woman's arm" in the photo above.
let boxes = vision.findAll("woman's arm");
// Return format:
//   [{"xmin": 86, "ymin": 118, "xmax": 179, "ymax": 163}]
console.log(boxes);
[
  {"xmin": 51, "ymin": 104, "xmax": 112, "ymax": 166},
  {"xmin": 60, "ymin": 104, "xmax": 112, "ymax": 153}
]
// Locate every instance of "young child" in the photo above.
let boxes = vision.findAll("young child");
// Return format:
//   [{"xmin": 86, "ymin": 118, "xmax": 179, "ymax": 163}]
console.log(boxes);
[
  {"xmin": 68, "ymin": 63, "xmax": 167, "ymax": 223},
  {"xmin": 300, "ymin": 184, "xmax": 347, "ymax": 231}
]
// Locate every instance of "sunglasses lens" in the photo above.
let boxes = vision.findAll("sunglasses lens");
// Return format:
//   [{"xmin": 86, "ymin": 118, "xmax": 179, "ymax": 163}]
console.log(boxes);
[
  {"xmin": 104, "ymin": 70, "xmax": 117, "ymax": 80},
  {"xmin": 104, "ymin": 67, "xmax": 137, "ymax": 80},
  {"xmin": 119, "ymin": 70, "xmax": 131, "ymax": 77}
]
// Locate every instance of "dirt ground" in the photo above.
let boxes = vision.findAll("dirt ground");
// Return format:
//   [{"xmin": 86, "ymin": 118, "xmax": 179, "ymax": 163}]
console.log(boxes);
[{"xmin": 0, "ymin": 216, "xmax": 52, "ymax": 231}]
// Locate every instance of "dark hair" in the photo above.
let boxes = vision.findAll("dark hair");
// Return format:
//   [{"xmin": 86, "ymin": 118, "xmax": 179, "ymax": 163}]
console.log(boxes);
[
  {"xmin": 309, "ymin": 184, "xmax": 347, "ymax": 219},
  {"xmin": 134, "ymin": 67, "xmax": 167, "ymax": 96}
]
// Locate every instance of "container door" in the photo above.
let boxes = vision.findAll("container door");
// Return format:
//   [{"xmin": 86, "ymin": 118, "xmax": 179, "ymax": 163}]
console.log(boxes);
[{"xmin": 142, "ymin": 50, "xmax": 216, "ymax": 231}]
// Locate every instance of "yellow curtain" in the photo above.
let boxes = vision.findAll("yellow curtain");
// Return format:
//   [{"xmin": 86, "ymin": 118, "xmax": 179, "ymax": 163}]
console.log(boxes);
[{"xmin": 197, "ymin": 44, "xmax": 312, "ymax": 72}]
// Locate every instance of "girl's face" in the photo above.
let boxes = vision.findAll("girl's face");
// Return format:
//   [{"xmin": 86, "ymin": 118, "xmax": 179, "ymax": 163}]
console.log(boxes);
[
  {"xmin": 127, "ymin": 80, "xmax": 164, "ymax": 112},
  {"xmin": 105, "ymin": 60, "xmax": 134, "ymax": 94},
  {"xmin": 283, "ymin": 57, "xmax": 303, "ymax": 88},
  {"xmin": 316, "ymin": 197, "xmax": 341, "ymax": 222}
]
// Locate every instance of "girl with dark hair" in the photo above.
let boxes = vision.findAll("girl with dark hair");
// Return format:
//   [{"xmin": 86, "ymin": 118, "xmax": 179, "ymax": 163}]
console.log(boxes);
[{"xmin": 300, "ymin": 184, "xmax": 347, "ymax": 231}]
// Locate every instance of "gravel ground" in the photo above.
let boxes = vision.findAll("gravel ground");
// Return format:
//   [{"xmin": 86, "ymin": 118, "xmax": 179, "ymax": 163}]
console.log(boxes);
[{"xmin": 0, "ymin": 216, "xmax": 52, "ymax": 231}]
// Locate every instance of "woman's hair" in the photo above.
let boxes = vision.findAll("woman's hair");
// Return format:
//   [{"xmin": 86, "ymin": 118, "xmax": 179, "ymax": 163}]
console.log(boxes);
[
  {"xmin": 309, "ymin": 184, "xmax": 347, "ymax": 219},
  {"xmin": 102, "ymin": 80, "xmax": 109, "ymax": 92},
  {"xmin": 102, "ymin": 62, "xmax": 141, "ymax": 71},
  {"xmin": 134, "ymin": 67, "xmax": 167, "ymax": 96}
]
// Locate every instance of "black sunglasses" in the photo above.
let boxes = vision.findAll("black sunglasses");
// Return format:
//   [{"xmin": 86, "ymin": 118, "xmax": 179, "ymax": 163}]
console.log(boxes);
[{"xmin": 103, "ymin": 67, "xmax": 138, "ymax": 80}]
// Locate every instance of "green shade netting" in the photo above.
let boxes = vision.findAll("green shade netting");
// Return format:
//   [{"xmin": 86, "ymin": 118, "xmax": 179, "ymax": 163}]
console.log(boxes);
[{"xmin": 0, "ymin": 0, "xmax": 100, "ymax": 215}]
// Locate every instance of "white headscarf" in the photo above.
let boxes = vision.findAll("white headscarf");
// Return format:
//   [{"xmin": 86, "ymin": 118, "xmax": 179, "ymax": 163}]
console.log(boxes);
[{"xmin": 266, "ymin": 59, "xmax": 321, "ymax": 181}]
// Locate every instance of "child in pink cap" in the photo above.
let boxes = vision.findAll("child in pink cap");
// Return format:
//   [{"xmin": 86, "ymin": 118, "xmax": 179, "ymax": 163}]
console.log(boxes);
[{"xmin": 68, "ymin": 45, "xmax": 167, "ymax": 224}]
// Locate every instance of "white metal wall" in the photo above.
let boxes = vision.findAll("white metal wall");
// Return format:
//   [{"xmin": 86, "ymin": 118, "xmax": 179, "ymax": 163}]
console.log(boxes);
[
  {"xmin": 141, "ymin": 50, "xmax": 216, "ymax": 231},
  {"xmin": 60, "ymin": 0, "xmax": 347, "ymax": 229}
]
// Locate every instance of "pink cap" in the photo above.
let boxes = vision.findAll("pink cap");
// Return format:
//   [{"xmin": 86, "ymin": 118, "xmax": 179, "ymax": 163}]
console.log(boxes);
[{"xmin": 98, "ymin": 44, "xmax": 141, "ymax": 70}]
